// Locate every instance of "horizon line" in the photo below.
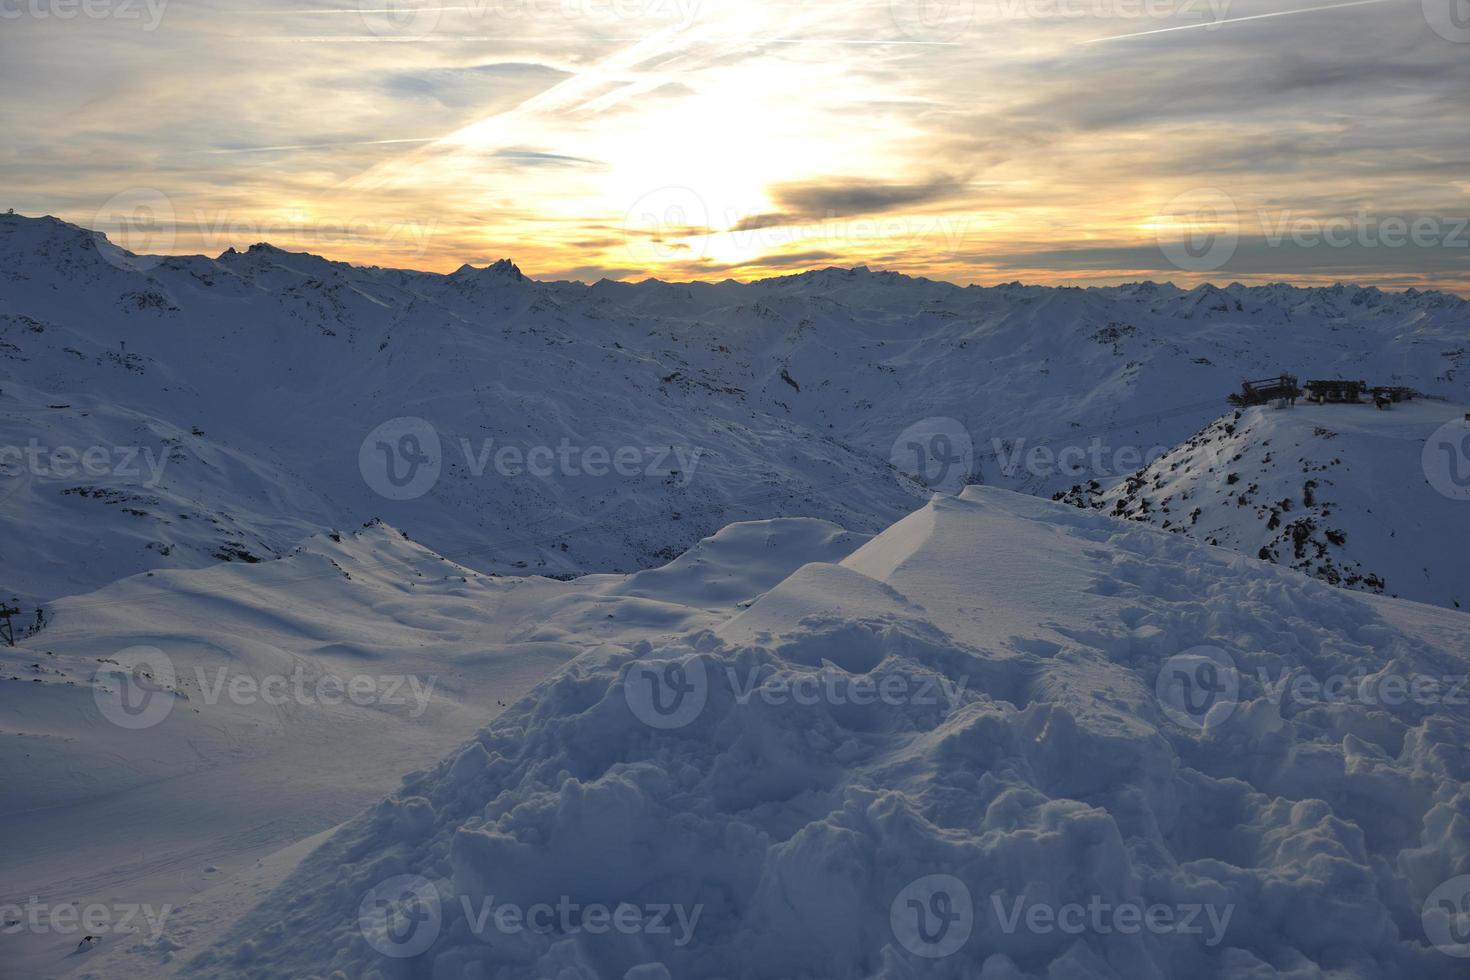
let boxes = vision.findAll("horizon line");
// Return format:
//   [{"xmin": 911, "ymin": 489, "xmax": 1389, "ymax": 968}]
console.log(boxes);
[{"xmin": 9, "ymin": 210, "xmax": 1466, "ymax": 301}]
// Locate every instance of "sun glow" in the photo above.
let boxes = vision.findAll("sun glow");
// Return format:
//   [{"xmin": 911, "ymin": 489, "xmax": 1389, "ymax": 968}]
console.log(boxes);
[{"xmin": 8, "ymin": 0, "xmax": 1462, "ymax": 292}]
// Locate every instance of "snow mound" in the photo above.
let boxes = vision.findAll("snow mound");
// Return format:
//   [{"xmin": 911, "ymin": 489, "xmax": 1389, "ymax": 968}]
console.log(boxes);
[
  {"xmin": 184, "ymin": 489, "xmax": 1470, "ymax": 979},
  {"xmin": 0, "ymin": 516, "xmax": 862, "ymax": 977},
  {"xmin": 1055, "ymin": 401, "xmax": 1470, "ymax": 610}
]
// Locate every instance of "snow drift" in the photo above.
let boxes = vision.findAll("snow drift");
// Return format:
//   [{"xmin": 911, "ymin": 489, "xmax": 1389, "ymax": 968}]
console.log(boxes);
[
  {"xmin": 181, "ymin": 489, "xmax": 1470, "ymax": 979},
  {"xmin": 0, "ymin": 516, "xmax": 865, "ymax": 977}
]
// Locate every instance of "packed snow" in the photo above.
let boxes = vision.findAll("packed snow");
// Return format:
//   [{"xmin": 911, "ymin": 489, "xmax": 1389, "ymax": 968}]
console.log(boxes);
[
  {"xmin": 162, "ymin": 490, "xmax": 1470, "ymax": 980},
  {"xmin": 0, "ymin": 517, "xmax": 865, "ymax": 977}
]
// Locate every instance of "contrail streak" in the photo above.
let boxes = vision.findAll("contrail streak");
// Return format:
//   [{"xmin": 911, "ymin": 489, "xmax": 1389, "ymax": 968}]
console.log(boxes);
[
  {"xmin": 244, "ymin": 35, "xmax": 959, "ymax": 44},
  {"xmin": 204, "ymin": 137, "xmax": 440, "ymax": 153},
  {"xmin": 1082, "ymin": 0, "xmax": 1398, "ymax": 43}
]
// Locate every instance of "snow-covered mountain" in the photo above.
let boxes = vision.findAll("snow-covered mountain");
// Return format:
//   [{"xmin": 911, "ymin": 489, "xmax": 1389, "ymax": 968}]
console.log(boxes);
[
  {"xmin": 0, "ymin": 515, "xmax": 866, "ymax": 977},
  {"xmin": 4, "ymin": 212, "xmax": 1469, "ymax": 609},
  {"xmin": 1056, "ymin": 401, "xmax": 1470, "ymax": 611},
  {"xmin": 157, "ymin": 489, "xmax": 1470, "ymax": 980},
  {"xmin": 5, "ymin": 212, "xmax": 1470, "ymax": 978}
]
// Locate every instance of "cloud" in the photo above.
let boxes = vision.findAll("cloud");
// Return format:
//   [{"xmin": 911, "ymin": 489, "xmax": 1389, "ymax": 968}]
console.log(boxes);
[
  {"xmin": 738, "ymin": 249, "xmax": 844, "ymax": 269},
  {"xmin": 761, "ymin": 176, "xmax": 969, "ymax": 223},
  {"xmin": 382, "ymin": 62, "xmax": 571, "ymax": 109},
  {"xmin": 542, "ymin": 265, "xmax": 647, "ymax": 282},
  {"xmin": 7, "ymin": 0, "xmax": 1467, "ymax": 292},
  {"xmin": 979, "ymin": 235, "xmax": 1470, "ymax": 280},
  {"xmin": 490, "ymin": 148, "xmax": 603, "ymax": 168},
  {"xmin": 728, "ymin": 213, "xmax": 793, "ymax": 233}
]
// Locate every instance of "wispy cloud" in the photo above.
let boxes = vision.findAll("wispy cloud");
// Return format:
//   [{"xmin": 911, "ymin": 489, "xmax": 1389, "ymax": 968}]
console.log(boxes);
[
  {"xmin": 1082, "ymin": 0, "xmax": 1401, "ymax": 44},
  {"xmin": 3, "ymin": 0, "xmax": 1463, "ymax": 292}
]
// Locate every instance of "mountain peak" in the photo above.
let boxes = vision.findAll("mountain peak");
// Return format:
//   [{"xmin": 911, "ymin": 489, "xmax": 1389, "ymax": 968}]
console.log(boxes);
[{"xmin": 450, "ymin": 258, "xmax": 525, "ymax": 281}]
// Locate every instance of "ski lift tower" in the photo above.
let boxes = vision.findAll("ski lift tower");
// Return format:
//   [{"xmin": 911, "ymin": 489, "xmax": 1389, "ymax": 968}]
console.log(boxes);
[{"xmin": 0, "ymin": 600, "xmax": 18, "ymax": 647}]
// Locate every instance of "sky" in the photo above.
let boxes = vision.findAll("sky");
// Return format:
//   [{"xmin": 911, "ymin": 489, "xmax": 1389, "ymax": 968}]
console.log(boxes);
[{"xmin": 3, "ymin": 0, "xmax": 1468, "ymax": 290}]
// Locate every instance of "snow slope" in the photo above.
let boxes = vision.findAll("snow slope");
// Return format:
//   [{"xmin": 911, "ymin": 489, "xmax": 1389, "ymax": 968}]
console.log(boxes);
[
  {"xmin": 1055, "ymin": 401, "xmax": 1470, "ymax": 611},
  {"xmin": 173, "ymin": 489, "xmax": 1470, "ymax": 980},
  {"xmin": 0, "ymin": 516, "xmax": 866, "ymax": 978},
  {"xmin": 4, "ymin": 212, "xmax": 1469, "ymax": 607}
]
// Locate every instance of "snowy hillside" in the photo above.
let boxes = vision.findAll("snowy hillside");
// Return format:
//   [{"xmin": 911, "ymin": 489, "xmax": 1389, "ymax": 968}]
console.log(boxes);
[
  {"xmin": 7, "ymin": 210, "xmax": 1470, "ymax": 979},
  {"xmin": 1055, "ymin": 401, "xmax": 1470, "ymax": 611},
  {"xmin": 0, "ymin": 516, "xmax": 866, "ymax": 977},
  {"xmin": 4, "ymin": 212, "xmax": 1469, "ymax": 607},
  {"xmin": 166, "ymin": 489, "xmax": 1470, "ymax": 980}
]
